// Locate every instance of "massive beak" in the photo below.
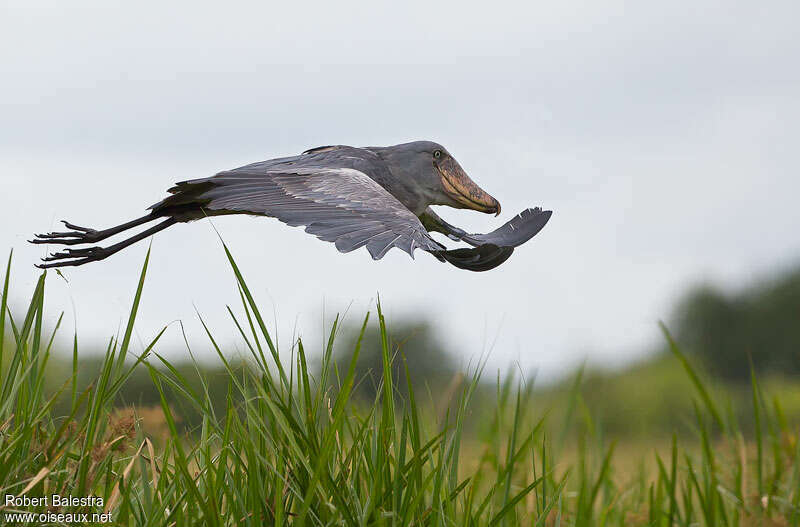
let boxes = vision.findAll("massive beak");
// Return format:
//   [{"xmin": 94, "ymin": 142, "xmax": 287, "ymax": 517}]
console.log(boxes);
[{"xmin": 436, "ymin": 157, "xmax": 501, "ymax": 215}]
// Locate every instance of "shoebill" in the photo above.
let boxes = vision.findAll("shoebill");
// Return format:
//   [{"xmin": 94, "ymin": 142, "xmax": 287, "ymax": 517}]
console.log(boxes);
[{"xmin": 31, "ymin": 141, "xmax": 552, "ymax": 272}]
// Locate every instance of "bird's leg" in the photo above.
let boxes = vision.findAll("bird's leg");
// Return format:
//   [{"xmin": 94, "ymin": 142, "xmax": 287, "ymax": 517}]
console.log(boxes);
[
  {"xmin": 36, "ymin": 217, "xmax": 177, "ymax": 269},
  {"xmin": 419, "ymin": 207, "xmax": 468, "ymax": 241},
  {"xmin": 30, "ymin": 213, "xmax": 158, "ymax": 246}
]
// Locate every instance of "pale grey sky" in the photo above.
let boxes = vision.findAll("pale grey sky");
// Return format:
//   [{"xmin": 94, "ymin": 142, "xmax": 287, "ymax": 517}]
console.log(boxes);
[{"xmin": 2, "ymin": 1, "xmax": 799, "ymax": 379}]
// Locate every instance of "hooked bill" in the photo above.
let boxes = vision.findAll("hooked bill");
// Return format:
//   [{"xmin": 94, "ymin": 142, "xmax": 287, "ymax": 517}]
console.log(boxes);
[{"xmin": 436, "ymin": 156, "xmax": 501, "ymax": 215}]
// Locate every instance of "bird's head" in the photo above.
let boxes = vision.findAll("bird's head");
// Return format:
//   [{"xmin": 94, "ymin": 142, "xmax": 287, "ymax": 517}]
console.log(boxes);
[{"xmin": 381, "ymin": 141, "xmax": 501, "ymax": 215}]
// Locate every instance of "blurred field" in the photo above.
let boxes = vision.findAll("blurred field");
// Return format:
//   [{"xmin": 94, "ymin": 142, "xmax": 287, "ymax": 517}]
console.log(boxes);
[{"xmin": 2, "ymin": 248, "xmax": 800, "ymax": 525}]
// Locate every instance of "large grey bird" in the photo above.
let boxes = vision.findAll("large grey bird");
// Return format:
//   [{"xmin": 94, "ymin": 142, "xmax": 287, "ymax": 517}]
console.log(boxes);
[{"xmin": 31, "ymin": 141, "xmax": 551, "ymax": 271}]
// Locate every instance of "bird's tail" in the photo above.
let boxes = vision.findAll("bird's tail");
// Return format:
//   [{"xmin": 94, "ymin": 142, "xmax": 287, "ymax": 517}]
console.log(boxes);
[{"xmin": 147, "ymin": 178, "xmax": 216, "ymax": 214}]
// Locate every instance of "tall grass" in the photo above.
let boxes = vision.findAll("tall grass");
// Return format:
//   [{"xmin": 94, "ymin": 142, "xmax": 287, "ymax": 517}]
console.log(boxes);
[{"xmin": 0, "ymin": 247, "xmax": 798, "ymax": 525}]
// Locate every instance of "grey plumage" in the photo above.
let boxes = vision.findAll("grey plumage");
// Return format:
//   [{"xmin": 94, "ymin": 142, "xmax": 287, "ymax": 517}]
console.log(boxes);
[{"xmin": 31, "ymin": 141, "xmax": 552, "ymax": 271}]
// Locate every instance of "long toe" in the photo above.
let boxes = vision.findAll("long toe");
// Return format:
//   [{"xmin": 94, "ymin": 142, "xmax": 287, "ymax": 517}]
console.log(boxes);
[
  {"xmin": 36, "ymin": 256, "xmax": 97, "ymax": 269},
  {"xmin": 31, "ymin": 236, "xmax": 92, "ymax": 246},
  {"xmin": 61, "ymin": 220, "xmax": 96, "ymax": 233},
  {"xmin": 33, "ymin": 230, "xmax": 86, "ymax": 239},
  {"xmin": 43, "ymin": 247, "xmax": 102, "ymax": 260}
]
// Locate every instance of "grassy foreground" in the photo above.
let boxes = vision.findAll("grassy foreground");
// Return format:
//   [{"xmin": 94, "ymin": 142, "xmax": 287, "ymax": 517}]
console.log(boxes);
[{"xmin": 1, "ymin": 248, "xmax": 799, "ymax": 526}]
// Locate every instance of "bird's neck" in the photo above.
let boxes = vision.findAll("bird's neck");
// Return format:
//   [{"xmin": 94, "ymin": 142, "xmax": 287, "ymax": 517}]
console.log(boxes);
[{"xmin": 368, "ymin": 148, "xmax": 431, "ymax": 215}]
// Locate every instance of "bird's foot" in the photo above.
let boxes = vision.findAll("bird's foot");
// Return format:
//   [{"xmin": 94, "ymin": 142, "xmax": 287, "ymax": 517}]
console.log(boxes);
[
  {"xmin": 35, "ymin": 246, "xmax": 111, "ymax": 269},
  {"xmin": 29, "ymin": 221, "xmax": 102, "ymax": 246}
]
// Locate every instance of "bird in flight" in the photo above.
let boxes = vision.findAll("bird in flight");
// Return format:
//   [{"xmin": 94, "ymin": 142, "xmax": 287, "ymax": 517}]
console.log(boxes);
[{"xmin": 31, "ymin": 141, "xmax": 551, "ymax": 272}]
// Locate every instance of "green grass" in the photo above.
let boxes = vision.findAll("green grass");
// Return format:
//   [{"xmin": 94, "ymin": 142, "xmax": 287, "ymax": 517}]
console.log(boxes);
[{"xmin": 1, "ymin": 247, "xmax": 799, "ymax": 525}]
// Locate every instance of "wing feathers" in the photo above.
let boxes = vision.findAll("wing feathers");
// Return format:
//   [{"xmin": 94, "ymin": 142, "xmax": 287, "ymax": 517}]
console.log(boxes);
[
  {"xmin": 192, "ymin": 167, "xmax": 442, "ymax": 259},
  {"xmin": 367, "ymin": 233, "xmax": 404, "ymax": 260}
]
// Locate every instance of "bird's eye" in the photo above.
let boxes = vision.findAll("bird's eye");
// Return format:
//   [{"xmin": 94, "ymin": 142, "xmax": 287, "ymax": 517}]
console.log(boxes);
[{"xmin": 433, "ymin": 150, "xmax": 442, "ymax": 159}]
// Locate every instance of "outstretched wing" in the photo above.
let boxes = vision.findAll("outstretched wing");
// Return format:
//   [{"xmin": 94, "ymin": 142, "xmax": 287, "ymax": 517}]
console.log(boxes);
[
  {"xmin": 162, "ymin": 166, "xmax": 446, "ymax": 260},
  {"xmin": 461, "ymin": 207, "xmax": 552, "ymax": 248}
]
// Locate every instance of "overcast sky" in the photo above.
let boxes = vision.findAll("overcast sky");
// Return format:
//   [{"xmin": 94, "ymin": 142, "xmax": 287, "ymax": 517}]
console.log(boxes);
[{"xmin": 2, "ymin": 1, "xmax": 799, "ymax": 380}]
